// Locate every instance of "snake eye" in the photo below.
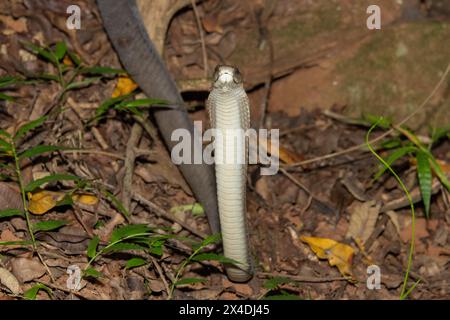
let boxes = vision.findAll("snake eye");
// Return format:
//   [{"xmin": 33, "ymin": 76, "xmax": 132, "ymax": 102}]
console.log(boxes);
[
  {"xmin": 233, "ymin": 69, "xmax": 242, "ymax": 84},
  {"xmin": 213, "ymin": 65, "xmax": 222, "ymax": 82}
]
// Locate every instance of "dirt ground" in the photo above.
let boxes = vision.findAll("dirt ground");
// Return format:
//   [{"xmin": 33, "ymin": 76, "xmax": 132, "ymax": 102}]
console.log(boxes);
[{"xmin": 0, "ymin": 0, "xmax": 449, "ymax": 300}]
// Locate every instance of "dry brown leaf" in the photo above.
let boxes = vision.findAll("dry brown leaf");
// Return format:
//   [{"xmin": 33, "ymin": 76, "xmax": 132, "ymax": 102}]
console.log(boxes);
[
  {"xmin": 385, "ymin": 210, "xmax": 401, "ymax": 236},
  {"xmin": 0, "ymin": 267, "xmax": 21, "ymax": 294},
  {"xmin": 346, "ymin": 200, "xmax": 380, "ymax": 244},
  {"xmin": 11, "ymin": 257, "xmax": 46, "ymax": 283},
  {"xmin": 255, "ymin": 176, "xmax": 271, "ymax": 202},
  {"xmin": 135, "ymin": 160, "xmax": 191, "ymax": 195},
  {"xmin": 0, "ymin": 230, "xmax": 23, "ymax": 251},
  {"xmin": 400, "ymin": 217, "xmax": 430, "ymax": 242},
  {"xmin": 0, "ymin": 182, "xmax": 23, "ymax": 212},
  {"xmin": 0, "ymin": 15, "xmax": 27, "ymax": 35},
  {"xmin": 202, "ymin": 14, "xmax": 223, "ymax": 33},
  {"xmin": 300, "ymin": 236, "xmax": 354, "ymax": 278}
]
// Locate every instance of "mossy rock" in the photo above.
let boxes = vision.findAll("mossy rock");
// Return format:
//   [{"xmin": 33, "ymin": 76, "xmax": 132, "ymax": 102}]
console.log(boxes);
[{"xmin": 337, "ymin": 21, "xmax": 450, "ymax": 128}]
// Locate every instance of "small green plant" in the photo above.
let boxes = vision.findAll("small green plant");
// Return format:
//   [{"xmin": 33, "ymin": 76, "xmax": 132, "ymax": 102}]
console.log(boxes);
[
  {"xmin": 366, "ymin": 118, "xmax": 423, "ymax": 300},
  {"xmin": 84, "ymin": 224, "xmax": 170, "ymax": 278},
  {"xmin": 0, "ymin": 118, "xmax": 81, "ymax": 280},
  {"xmin": 0, "ymin": 75, "xmax": 23, "ymax": 101},
  {"xmin": 370, "ymin": 119, "xmax": 450, "ymax": 218},
  {"xmin": 22, "ymin": 40, "xmax": 123, "ymax": 93},
  {"xmin": 168, "ymin": 233, "xmax": 239, "ymax": 299},
  {"xmin": 23, "ymin": 283, "xmax": 52, "ymax": 300},
  {"xmin": 0, "ymin": 40, "xmax": 184, "ymax": 299},
  {"xmin": 260, "ymin": 277, "xmax": 302, "ymax": 300}
]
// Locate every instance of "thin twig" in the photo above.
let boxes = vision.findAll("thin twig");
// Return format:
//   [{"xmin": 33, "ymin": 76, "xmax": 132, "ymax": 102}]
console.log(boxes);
[
  {"xmin": 62, "ymin": 149, "xmax": 125, "ymax": 160},
  {"xmin": 133, "ymin": 192, "xmax": 207, "ymax": 239},
  {"xmin": 38, "ymin": 280, "xmax": 93, "ymax": 300},
  {"xmin": 279, "ymin": 167, "xmax": 334, "ymax": 214},
  {"xmin": 258, "ymin": 272, "xmax": 351, "ymax": 283},
  {"xmin": 191, "ymin": 0, "xmax": 208, "ymax": 78},
  {"xmin": 149, "ymin": 256, "xmax": 171, "ymax": 298},
  {"xmin": 122, "ymin": 122, "xmax": 143, "ymax": 214},
  {"xmin": 300, "ymin": 194, "xmax": 313, "ymax": 216},
  {"xmin": 256, "ymin": 4, "xmax": 275, "ymax": 129}
]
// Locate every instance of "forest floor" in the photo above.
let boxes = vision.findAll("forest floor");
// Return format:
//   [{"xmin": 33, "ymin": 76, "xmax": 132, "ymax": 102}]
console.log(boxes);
[{"xmin": 0, "ymin": 0, "xmax": 449, "ymax": 300}]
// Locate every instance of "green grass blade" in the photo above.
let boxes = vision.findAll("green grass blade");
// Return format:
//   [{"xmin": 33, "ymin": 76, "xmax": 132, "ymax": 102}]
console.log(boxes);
[
  {"xmin": 95, "ymin": 94, "xmax": 131, "ymax": 119},
  {"xmin": 263, "ymin": 277, "xmax": 292, "ymax": 290},
  {"xmin": 0, "ymin": 92, "xmax": 14, "ymax": 101},
  {"xmin": 175, "ymin": 277, "xmax": 207, "ymax": 286},
  {"xmin": 263, "ymin": 293, "xmax": 302, "ymax": 300},
  {"xmin": 380, "ymin": 138, "xmax": 402, "ymax": 150},
  {"xmin": 24, "ymin": 173, "xmax": 80, "ymax": 192},
  {"xmin": 18, "ymin": 145, "xmax": 69, "ymax": 159},
  {"xmin": 14, "ymin": 116, "xmax": 47, "ymax": 140},
  {"xmin": 30, "ymin": 73, "xmax": 59, "ymax": 82},
  {"xmin": 416, "ymin": 151, "xmax": 432, "ymax": 218},
  {"xmin": 0, "ymin": 208, "xmax": 24, "ymax": 218},
  {"xmin": 67, "ymin": 50, "xmax": 81, "ymax": 66},
  {"xmin": 117, "ymin": 98, "xmax": 169, "ymax": 108},
  {"xmin": 125, "ymin": 257, "xmax": 147, "ymax": 269},
  {"xmin": 200, "ymin": 233, "xmax": 221, "ymax": 248},
  {"xmin": 0, "ymin": 137, "xmax": 11, "ymax": 150},
  {"xmin": 65, "ymin": 77, "xmax": 100, "ymax": 91},
  {"xmin": 102, "ymin": 242, "xmax": 147, "ymax": 254},
  {"xmin": 430, "ymin": 125, "xmax": 450, "ymax": 144},
  {"xmin": 87, "ymin": 235, "xmax": 100, "ymax": 259},
  {"xmin": 24, "ymin": 283, "xmax": 52, "ymax": 300},
  {"xmin": 22, "ymin": 42, "xmax": 56, "ymax": 65},
  {"xmin": 83, "ymin": 267, "xmax": 103, "ymax": 279},
  {"xmin": 366, "ymin": 119, "xmax": 416, "ymax": 299},
  {"xmin": 110, "ymin": 224, "xmax": 150, "ymax": 243},
  {"xmin": 54, "ymin": 41, "xmax": 67, "ymax": 61},
  {"xmin": 373, "ymin": 146, "xmax": 417, "ymax": 180},
  {"xmin": 400, "ymin": 279, "xmax": 421, "ymax": 300},
  {"xmin": 364, "ymin": 113, "xmax": 392, "ymax": 129},
  {"xmin": 0, "ymin": 129, "xmax": 11, "ymax": 138},
  {"xmin": 0, "ymin": 75, "xmax": 21, "ymax": 88},
  {"xmin": 103, "ymin": 190, "xmax": 129, "ymax": 218},
  {"xmin": 0, "ymin": 240, "xmax": 34, "ymax": 246},
  {"xmin": 32, "ymin": 220, "xmax": 67, "ymax": 233},
  {"xmin": 80, "ymin": 66, "xmax": 125, "ymax": 76}
]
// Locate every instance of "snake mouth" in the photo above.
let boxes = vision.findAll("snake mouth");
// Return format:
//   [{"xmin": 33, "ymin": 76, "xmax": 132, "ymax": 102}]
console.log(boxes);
[{"xmin": 217, "ymin": 71, "xmax": 234, "ymax": 84}]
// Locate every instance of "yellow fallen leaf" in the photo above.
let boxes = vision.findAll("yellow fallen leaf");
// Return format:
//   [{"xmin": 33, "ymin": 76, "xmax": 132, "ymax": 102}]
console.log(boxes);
[
  {"xmin": 112, "ymin": 76, "xmax": 138, "ymax": 98},
  {"xmin": 62, "ymin": 55, "xmax": 73, "ymax": 66},
  {"xmin": 261, "ymin": 139, "xmax": 303, "ymax": 164},
  {"xmin": 300, "ymin": 236, "xmax": 354, "ymax": 278},
  {"xmin": 72, "ymin": 194, "xmax": 98, "ymax": 206},
  {"xmin": 28, "ymin": 191, "xmax": 65, "ymax": 215}
]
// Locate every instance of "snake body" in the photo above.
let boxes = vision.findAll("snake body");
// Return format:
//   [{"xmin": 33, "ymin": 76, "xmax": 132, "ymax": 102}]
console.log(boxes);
[
  {"xmin": 207, "ymin": 66, "xmax": 252, "ymax": 282},
  {"xmin": 97, "ymin": 0, "xmax": 220, "ymax": 235},
  {"xmin": 98, "ymin": 1, "xmax": 252, "ymax": 282}
]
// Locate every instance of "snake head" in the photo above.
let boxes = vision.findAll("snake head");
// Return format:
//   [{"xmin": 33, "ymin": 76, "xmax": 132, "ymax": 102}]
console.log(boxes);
[{"xmin": 212, "ymin": 65, "xmax": 243, "ymax": 90}]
